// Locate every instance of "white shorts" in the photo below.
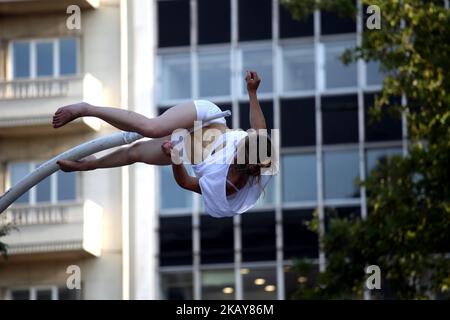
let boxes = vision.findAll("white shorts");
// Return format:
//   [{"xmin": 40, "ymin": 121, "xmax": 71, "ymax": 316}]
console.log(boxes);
[{"xmin": 194, "ymin": 100, "xmax": 227, "ymax": 125}]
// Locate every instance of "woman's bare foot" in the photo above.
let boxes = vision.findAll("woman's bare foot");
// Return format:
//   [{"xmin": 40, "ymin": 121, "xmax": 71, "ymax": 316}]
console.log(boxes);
[
  {"xmin": 57, "ymin": 155, "xmax": 97, "ymax": 172},
  {"xmin": 52, "ymin": 102, "xmax": 90, "ymax": 128}
]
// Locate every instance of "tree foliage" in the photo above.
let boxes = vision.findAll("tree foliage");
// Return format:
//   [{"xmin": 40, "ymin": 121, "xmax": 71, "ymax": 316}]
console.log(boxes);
[{"xmin": 282, "ymin": 0, "xmax": 450, "ymax": 299}]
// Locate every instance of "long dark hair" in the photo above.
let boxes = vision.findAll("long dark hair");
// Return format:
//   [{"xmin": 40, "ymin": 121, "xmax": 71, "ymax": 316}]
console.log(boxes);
[{"xmin": 234, "ymin": 132, "xmax": 273, "ymax": 189}]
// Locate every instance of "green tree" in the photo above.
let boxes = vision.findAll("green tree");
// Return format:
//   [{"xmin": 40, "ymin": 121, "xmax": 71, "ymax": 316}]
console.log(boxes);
[
  {"xmin": 0, "ymin": 224, "xmax": 11, "ymax": 259},
  {"xmin": 282, "ymin": 0, "xmax": 450, "ymax": 299}
]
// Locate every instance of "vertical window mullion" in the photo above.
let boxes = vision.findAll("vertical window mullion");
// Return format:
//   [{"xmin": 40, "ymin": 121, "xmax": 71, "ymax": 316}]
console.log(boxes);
[
  {"xmin": 29, "ymin": 162, "xmax": 36, "ymax": 205},
  {"xmin": 357, "ymin": 0, "xmax": 367, "ymax": 220},
  {"xmin": 51, "ymin": 171, "xmax": 57, "ymax": 203},
  {"xmin": 30, "ymin": 41, "xmax": 36, "ymax": 79},
  {"xmin": 314, "ymin": 9, "xmax": 326, "ymax": 273},
  {"xmin": 54, "ymin": 39, "xmax": 60, "ymax": 77}
]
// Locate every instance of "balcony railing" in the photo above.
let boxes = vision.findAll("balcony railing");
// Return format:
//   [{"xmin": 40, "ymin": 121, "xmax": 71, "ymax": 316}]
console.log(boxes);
[
  {"xmin": 0, "ymin": 74, "xmax": 103, "ymax": 132},
  {"xmin": 0, "ymin": 78, "xmax": 70, "ymax": 100},
  {"xmin": 1, "ymin": 202, "xmax": 77, "ymax": 226},
  {"xmin": 0, "ymin": 200, "xmax": 103, "ymax": 257}
]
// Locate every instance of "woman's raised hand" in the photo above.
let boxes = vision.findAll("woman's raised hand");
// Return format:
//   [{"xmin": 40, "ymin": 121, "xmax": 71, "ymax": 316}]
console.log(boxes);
[{"xmin": 245, "ymin": 70, "xmax": 261, "ymax": 93}]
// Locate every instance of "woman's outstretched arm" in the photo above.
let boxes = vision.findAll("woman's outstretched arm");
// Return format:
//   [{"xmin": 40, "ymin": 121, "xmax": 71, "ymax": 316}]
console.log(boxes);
[{"xmin": 246, "ymin": 71, "xmax": 266, "ymax": 131}]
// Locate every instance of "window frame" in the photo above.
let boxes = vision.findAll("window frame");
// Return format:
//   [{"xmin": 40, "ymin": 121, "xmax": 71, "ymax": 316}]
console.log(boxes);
[
  {"xmin": 6, "ymin": 161, "xmax": 79, "ymax": 206},
  {"xmin": 8, "ymin": 37, "xmax": 80, "ymax": 80}
]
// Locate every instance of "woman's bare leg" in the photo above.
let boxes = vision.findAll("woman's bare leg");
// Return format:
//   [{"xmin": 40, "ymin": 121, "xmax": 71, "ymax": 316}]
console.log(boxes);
[
  {"xmin": 58, "ymin": 136, "xmax": 172, "ymax": 172},
  {"xmin": 52, "ymin": 101, "xmax": 197, "ymax": 139}
]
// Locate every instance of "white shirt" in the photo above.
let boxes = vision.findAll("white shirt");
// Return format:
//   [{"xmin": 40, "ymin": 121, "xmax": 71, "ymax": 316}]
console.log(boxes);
[{"xmin": 192, "ymin": 130, "xmax": 271, "ymax": 218}]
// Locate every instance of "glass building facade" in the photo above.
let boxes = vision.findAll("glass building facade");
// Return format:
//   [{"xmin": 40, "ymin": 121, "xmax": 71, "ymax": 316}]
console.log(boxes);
[{"xmin": 155, "ymin": 0, "xmax": 405, "ymax": 300}]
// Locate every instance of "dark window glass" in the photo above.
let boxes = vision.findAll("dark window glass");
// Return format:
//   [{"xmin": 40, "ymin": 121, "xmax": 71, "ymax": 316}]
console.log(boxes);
[
  {"xmin": 161, "ymin": 272, "xmax": 193, "ymax": 300},
  {"xmin": 321, "ymin": 1, "xmax": 356, "ymax": 35},
  {"xmin": 159, "ymin": 216, "xmax": 192, "ymax": 266},
  {"xmin": 36, "ymin": 289, "xmax": 52, "ymax": 300},
  {"xmin": 202, "ymin": 269, "xmax": 235, "ymax": 299},
  {"xmin": 58, "ymin": 287, "xmax": 80, "ymax": 300},
  {"xmin": 59, "ymin": 38, "xmax": 77, "ymax": 75},
  {"xmin": 13, "ymin": 42, "xmax": 30, "ymax": 78},
  {"xmin": 281, "ymin": 98, "xmax": 315, "ymax": 147},
  {"xmin": 284, "ymin": 264, "xmax": 319, "ymax": 300},
  {"xmin": 241, "ymin": 211, "xmax": 276, "ymax": 262},
  {"xmin": 324, "ymin": 150, "xmax": 360, "ymax": 199},
  {"xmin": 239, "ymin": 101, "xmax": 273, "ymax": 131},
  {"xmin": 200, "ymin": 215, "xmax": 234, "ymax": 264},
  {"xmin": 36, "ymin": 42, "xmax": 53, "ymax": 77},
  {"xmin": 36, "ymin": 175, "xmax": 51, "ymax": 203},
  {"xmin": 283, "ymin": 209, "xmax": 318, "ymax": 259},
  {"xmin": 239, "ymin": 0, "xmax": 272, "ymax": 41},
  {"xmin": 243, "ymin": 267, "xmax": 277, "ymax": 299},
  {"xmin": 10, "ymin": 289, "xmax": 29, "ymax": 300},
  {"xmin": 158, "ymin": 0, "xmax": 190, "ymax": 47},
  {"xmin": 364, "ymin": 93, "xmax": 402, "ymax": 142},
  {"xmin": 198, "ymin": 0, "xmax": 230, "ymax": 44},
  {"xmin": 282, "ymin": 154, "xmax": 317, "ymax": 202},
  {"xmin": 322, "ymin": 95, "xmax": 358, "ymax": 145},
  {"xmin": 279, "ymin": 4, "xmax": 313, "ymax": 38},
  {"xmin": 58, "ymin": 171, "xmax": 76, "ymax": 201},
  {"xmin": 325, "ymin": 206, "xmax": 361, "ymax": 232}
]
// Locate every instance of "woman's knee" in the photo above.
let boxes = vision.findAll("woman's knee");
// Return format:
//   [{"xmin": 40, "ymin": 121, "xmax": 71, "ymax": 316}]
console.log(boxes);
[
  {"xmin": 128, "ymin": 141, "xmax": 144, "ymax": 163},
  {"xmin": 138, "ymin": 118, "xmax": 167, "ymax": 138}
]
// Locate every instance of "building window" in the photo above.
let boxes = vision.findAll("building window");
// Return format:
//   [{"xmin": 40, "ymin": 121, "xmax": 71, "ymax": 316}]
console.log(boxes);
[
  {"xmin": 8, "ymin": 162, "xmax": 77, "ymax": 205},
  {"xmin": 284, "ymin": 264, "xmax": 319, "ymax": 300},
  {"xmin": 12, "ymin": 42, "xmax": 30, "ymax": 78},
  {"xmin": 366, "ymin": 147, "xmax": 402, "ymax": 176},
  {"xmin": 198, "ymin": 50, "xmax": 231, "ymax": 99},
  {"xmin": 279, "ymin": 4, "xmax": 314, "ymax": 38},
  {"xmin": 282, "ymin": 44, "xmax": 315, "ymax": 92},
  {"xmin": 323, "ymin": 150, "xmax": 360, "ymax": 199},
  {"xmin": 8, "ymin": 286, "xmax": 79, "ymax": 300},
  {"xmin": 161, "ymin": 272, "xmax": 193, "ymax": 300},
  {"xmin": 11, "ymin": 38, "xmax": 78, "ymax": 79},
  {"xmin": 321, "ymin": 94, "xmax": 358, "ymax": 145},
  {"xmin": 59, "ymin": 38, "xmax": 78, "ymax": 75},
  {"xmin": 281, "ymin": 98, "xmax": 315, "ymax": 147},
  {"xmin": 321, "ymin": 6, "xmax": 356, "ymax": 35},
  {"xmin": 160, "ymin": 165, "xmax": 193, "ymax": 210},
  {"xmin": 201, "ymin": 269, "xmax": 235, "ymax": 300},
  {"xmin": 366, "ymin": 61, "xmax": 384, "ymax": 86},
  {"xmin": 238, "ymin": 0, "xmax": 272, "ymax": 41},
  {"xmin": 323, "ymin": 40, "xmax": 357, "ymax": 89},
  {"xmin": 241, "ymin": 48, "xmax": 273, "ymax": 95},
  {"xmin": 159, "ymin": 53, "xmax": 191, "ymax": 102},
  {"xmin": 159, "ymin": 216, "xmax": 192, "ymax": 266},
  {"xmin": 282, "ymin": 154, "xmax": 317, "ymax": 203},
  {"xmin": 364, "ymin": 93, "xmax": 402, "ymax": 142},
  {"xmin": 36, "ymin": 42, "xmax": 53, "ymax": 77},
  {"xmin": 200, "ymin": 215, "xmax": 234, "ymax": 264},
  {"xmin": 157, "ymin": 0, "xmax": 190, "ymax": 47},
  {"xmin": 239, "ymin": 100, "xmax": 273, "ymax": 131},
  {"xmin": 283, "ymin": 209, "xmax": 319, "ymax": 259},
  {"xmin": 242, "ymin": 267, "xmax": 277, "ymax": 299},
  {"xmin": 198, "ymin": 0, "xmax": 230, "ymax": 44},
  {"xmin": 241, "ymin": 211, "xmax": 276, "ymax": 262}
]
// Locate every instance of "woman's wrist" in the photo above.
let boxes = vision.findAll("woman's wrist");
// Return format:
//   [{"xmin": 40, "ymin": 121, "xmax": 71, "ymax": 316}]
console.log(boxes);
[{"xmin": 248, "ymin": 90, "xmax": 258, "ymax": 98}]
